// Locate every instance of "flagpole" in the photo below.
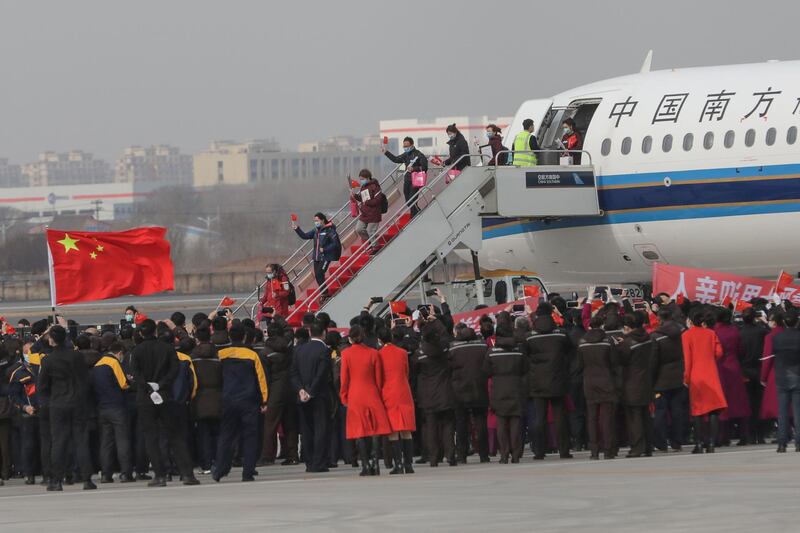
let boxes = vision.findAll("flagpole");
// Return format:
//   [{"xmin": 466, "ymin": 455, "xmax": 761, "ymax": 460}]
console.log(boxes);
[{"xmin": 46, "ymin": 234, "xmax": 57, "ymax": 323}]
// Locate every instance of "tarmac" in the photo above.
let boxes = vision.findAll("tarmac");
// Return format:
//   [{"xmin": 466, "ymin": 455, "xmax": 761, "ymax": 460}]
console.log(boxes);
[{"xmin": 0, "ymin": 445, "xmax": 797, "ymax": 532}]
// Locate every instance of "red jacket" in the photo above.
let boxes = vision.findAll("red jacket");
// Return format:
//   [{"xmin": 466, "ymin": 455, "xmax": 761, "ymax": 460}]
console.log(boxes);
[
  {"xmin": 340, "ymin": 343, "xmax": 392, "ymax": 439},
  {"xmin": 259, "ymin": 272, "xmax": 291, "ymax": 318},
  {"xmin": 353, "ymin": 180, "xmax": 383, "ymax": 224},
  {"xmin": 378, "ymin": 343, "xmax": 416, "ymax": 432},
  {"xmin": 682, "ymin": 326, "xmax": 727, "ymax": 416}
]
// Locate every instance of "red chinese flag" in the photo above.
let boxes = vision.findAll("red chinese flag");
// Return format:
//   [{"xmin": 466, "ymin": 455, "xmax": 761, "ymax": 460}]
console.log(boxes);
[
  {"xmin": 776, "ymin": 270, "xmax": 794, "ymax": 294},
  {"xmin": 735, "ymin": 300, "xmax": 752, "ymax": 312},
  {"xmin": 46, "ymin": 227, "xmax": 174, "ymax": 305},
  {"xmin": 220, "ymin": 296, "xmax": 236, "ymax": 307},
  {"xmin": 721, "ymin": 296, "xmax": 733, "ymax": 308},
  {"xmin": 591, "ymin": 299, "xmax": 604, "ymax": 313},
  {"xmin": 290, "ymin": 213, "xmax": 298, "ymax": 222},
  {"xmin": 390, "ymin": 301, "xmax": 407, "ymax": 314},
  {"xmin": 676, "ymin": 294, "xmax": 686, "ymax": 305},
  {"xmin": 523, "ymin": 285, "xmax": 540, "ymax": 299}
]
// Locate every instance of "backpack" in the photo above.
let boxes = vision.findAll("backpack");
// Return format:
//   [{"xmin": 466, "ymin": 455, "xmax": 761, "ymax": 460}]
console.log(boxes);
[
  {"xmin": 498, "ymin": 145, "xmax": 510, "ymax": 165},
  {"xmin": 287, "ymin": 281, "xmax": 297, "ymax": 306},
  {"xmin": 329, "ymin": 226, "xmax": 343, "ymax": 261},
  {"xmin": 380, "ymin": 193, "xmax": 389, "ymax": 214}
]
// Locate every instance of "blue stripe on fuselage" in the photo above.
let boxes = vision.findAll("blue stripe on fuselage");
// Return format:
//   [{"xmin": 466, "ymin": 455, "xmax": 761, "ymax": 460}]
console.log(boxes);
[{"xmin": 482, "ymin": 162, "xmax": 800, "ymax": 239}]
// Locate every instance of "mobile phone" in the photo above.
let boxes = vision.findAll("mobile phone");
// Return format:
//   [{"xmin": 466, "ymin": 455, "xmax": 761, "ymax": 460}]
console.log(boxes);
[
  {"xmin": 567, "ymin": 301, "xmax": 579, "ymax": 308},
  {"xmin": 262, "ymin": 306, "xmax": 274, "ymax": 315},
  {"xmin": 512, "ymin": 304, "xmax": 525, "ymax": 313},
  {"xmin": 370, "ymin": 296, "xmax": 384, "ymax": 304},
  {"xmin": 425, "ymin": 289, "xmax": 438, "ymax": 297}
]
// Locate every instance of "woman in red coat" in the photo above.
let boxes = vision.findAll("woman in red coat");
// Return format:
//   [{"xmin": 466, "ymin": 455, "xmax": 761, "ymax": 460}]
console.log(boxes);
[
  {"xmin": 377, "ymin": 328, "xmax": 416, "ymax": 474},
  {"xmin": 759, "ymin": 311, "xmax": 785, "ymax": 420},
  {"xmin": 683, "ymin": 310, "xmax": 727, "ymax": 453},
  {"xmin": 340, "ymin": 325, "xmax": 392, "ymax": 476},
  {"xmin": 257, "ymin": 263, "xmax": 291, "ymax": 320}
]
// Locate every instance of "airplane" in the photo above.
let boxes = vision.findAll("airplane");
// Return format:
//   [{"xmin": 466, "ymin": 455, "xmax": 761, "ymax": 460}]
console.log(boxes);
[{"xmin": 476, "ymin": 54, "xmax": 800, "ymax": 284}]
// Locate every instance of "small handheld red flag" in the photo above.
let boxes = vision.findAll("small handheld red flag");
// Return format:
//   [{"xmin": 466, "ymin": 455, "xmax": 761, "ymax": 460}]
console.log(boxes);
[
  {"xmin": 591, "ymin": 299, "xmax": 604, "ymax": 313},
  {"xmin": 676, "ymin": 294, "xmax": 686, "ymax": 305},
  {"xmin": 735, "ymin": 300, "xmax": 752, "ymax": 312},
  {"xmin": 523, "ymin": 285, "xmax": 540, "ymax": 299},
  {"xmin": 290, "ymin": 213, "xmax": 298, "ymax": 222},
  {"xmin": 776, "ymin": 270, "xmax": 794, "ymax": 294},
  {"xmin": 383, "ymin": 136, "xmax": 388, "ymax": 145},
  {"xmin": 721, "ymin": 296, "xmax": 733, "ymax": 308},
  {"xmin": 390, "ymin": 301, "xmax": 407, "ymax": 314},
  {"xmin": 220, "ymin": 296, "xmax": 236, "ymax": 307}
]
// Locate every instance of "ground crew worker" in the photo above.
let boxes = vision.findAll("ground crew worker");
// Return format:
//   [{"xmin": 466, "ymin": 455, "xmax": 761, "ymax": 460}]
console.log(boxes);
[
  {"xmin": 213, "ymin": 324, "xmax": 268, "ymax": 482},
  {"xmin": 512, "ymin": 118, "xmax": 540, "ymax": 166},
  {"xmin": 448, "ymin": 325, "xmax": 491, "ymax": 463},
  {"xmin": 486, "ymin": 326, "xmax": 529, "ymax": 463},
  {"xmin": 90, "ymin": 342, "xmax": 134, "ymax": 483},
  {"xmin": 38, "ymin": 325, "xmax": 96, "ymax": 491},
  {"xmin": 8, "ymin": 343, "xmax": 44, "ymax": 485},
  {"xmin": 618, "ymin": 313, "xmax": 658, "ymax": 458}
]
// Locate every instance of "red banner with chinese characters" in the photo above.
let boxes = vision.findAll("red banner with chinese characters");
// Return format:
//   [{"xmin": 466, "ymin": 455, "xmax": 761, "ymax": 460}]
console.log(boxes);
[
  {"xmin": 651, "ymin": 263, "xmax": 800, "ymax": 305},
  {"xmin": 449, "ymin": 298, "xmax": 532, "ymax": 330}
]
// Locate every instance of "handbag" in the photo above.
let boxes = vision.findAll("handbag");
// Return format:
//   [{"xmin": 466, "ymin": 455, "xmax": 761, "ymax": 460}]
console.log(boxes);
[
  {"xmin": 445, "ymin": 169, "xmax": 461, "ymax": 184},
  {"xmin": 411, "ymin": 171, "xmax": 427, "ymax": 188}
]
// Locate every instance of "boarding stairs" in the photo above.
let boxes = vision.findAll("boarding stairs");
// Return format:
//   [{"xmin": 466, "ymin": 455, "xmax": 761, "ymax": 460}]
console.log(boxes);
[{"xmin": 278, "ymin": 150, "xmax": 601, "ymax": 326}]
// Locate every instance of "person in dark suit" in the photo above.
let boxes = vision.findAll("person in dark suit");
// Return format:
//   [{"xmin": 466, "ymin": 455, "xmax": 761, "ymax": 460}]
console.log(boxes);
[
  {"xmin": 260, "ymin": 323, "xmax": 299, "ymax": 466},
  {"xmin": 38, "ymin": 325, "xmax": 96, "ymax": 491},
  {"xmin": 291, "ymin": 321, "xmax": 333, "ymax": 473},
  {"xmin": 618, "ymin": 313, "xmax": 658, "ymax": 458},
  {"xmin": 132, "ymin": 319, "xmax": 200, "ymax": 487}
]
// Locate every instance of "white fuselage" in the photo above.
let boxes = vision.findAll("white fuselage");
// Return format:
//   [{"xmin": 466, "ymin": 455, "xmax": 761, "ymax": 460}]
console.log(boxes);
[{"xmin": 479, "ymin": 60, "xmax": 800, "ymax": 283}]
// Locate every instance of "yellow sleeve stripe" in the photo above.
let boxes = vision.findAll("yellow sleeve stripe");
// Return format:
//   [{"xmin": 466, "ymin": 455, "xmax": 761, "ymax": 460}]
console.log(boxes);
[
  {"xmin": 177, "ymin": 352, "xmax": 198, "ymax": 400},
  {"xmin": 95, "ymin": 356, "xmax": 129, "ymax": 390},
  {"xmin": 218, "ymin": 347, "xmax": 269, "ymax": 404}
]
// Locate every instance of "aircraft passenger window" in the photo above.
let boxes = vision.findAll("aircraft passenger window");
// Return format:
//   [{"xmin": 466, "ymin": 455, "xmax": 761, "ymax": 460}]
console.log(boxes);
[
  {"xmin": 682, "ymin": 133, "xmax": 693, "ymax": 151},
  {"xmin": 601, "ymin": 138, "xmax": 611, "ymax": 156},
  {"xmin": 641, "ymin": 136, "xmax": 652, "ymax": 154},
  {"xmin": 788, "ymin": 126, "xmax": 798, "ymax": 145},
  {"xmin": 621, "ymin": 137, "xmax": 632, "ymax": 155},
  {"xmin": 662, "ymin": 134, "xmax": 673, "ymax": 152},
  {"xmin": 745, "ymin": 129, "xmax": 756, "ymax": 147},
  {"xmin": 703, "ymin": 132, "xmax": 714, "ymax": 150},
  {"xmin": 766, "ymin": 127, "xmax": 776, "ymax": 146},
  {"xmin": 724, "ymin": 130, "xmax": 735, "ymax": 148}
]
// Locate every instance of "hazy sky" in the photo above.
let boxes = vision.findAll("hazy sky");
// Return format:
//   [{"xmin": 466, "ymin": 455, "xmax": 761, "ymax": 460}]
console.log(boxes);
[{"xmin": 0, "ymin": 0, "xmax": 796, "ymax": 163}]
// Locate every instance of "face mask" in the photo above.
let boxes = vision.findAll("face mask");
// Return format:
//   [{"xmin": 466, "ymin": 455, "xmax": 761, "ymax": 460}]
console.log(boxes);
[
  {"xmin": 314, "ymin": 221, "xmax": 322, "ymax": 229},
  {"xmin": 448, "ymin": 133, "xmax": 456, "ymax": 140},
  {"xmin": 359, "ymin": 179, "xmax": 368, "ymax": 186},
  {"xmin": 266, "ymin": 273, "xmax": 274, "ymax": 280},
  {"xmin": 486, "ymin": 132, "xmax": 494, "ymax": 139},
  {"xmin": 23, "ymin": 353, "xmax": 30, "ymax": 364},
  {"xmin": 125, "ymin": 314, "xmax": 134, "ymax": 322},
  {"xmin": 403, "ymin": 146, "xmax": 413, "ymax": 154},
  {"xmin": 563, "ymin": 127, "xmax": 572, "ymax": 135}
]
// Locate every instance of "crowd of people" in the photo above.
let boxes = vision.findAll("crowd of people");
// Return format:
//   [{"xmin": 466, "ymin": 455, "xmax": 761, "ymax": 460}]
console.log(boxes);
[{"xmin": 0, "ymin": 283, "xmax": 798, "ymax": 492}]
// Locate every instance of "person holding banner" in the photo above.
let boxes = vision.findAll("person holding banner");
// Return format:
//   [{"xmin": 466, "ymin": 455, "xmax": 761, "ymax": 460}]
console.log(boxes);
[{"xmin": 682, "ymin": 311, "xmax": 727, "ymax": 454}]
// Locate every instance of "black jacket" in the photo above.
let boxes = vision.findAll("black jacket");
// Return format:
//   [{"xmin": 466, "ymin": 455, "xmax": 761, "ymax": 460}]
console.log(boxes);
[
  {"xmin": 486, "ymin": 342, "xmax": 528, "ymax": 416},
  {"xmin": 262, "ymin": 336, "xmax": 293, "ymax": 408},
  {"xmin": 290, "ymin": 338, "xmax": 332, "ymax": 402},
  {"xmin": 740, "ymin": 322, "xmax": 769, "ymax": 381},
  {"xmin": 414, "ymin": 333, "xmax": 455, "ymax": 413},
  {"xmin": 38, "ymin": 346, "xmax": 90, "ymax": 411},
  {"xmin": 523, "ymin": 316, "xmax": 572, "ymax": 398},
  {"xmin": 384, "ymin": 147, "xmax": 428, "ymax": 176},
  {"xmin": 191, "ymin": 342, "xmax": 222, "ymax": 419},
  {"xmin": 294, "ymin": 222, "xmax": 342, "ymax": 263},
  {"xmin": 652, "ymin": 321, "xmax": 685, "ymax": 391},
  {"xmin": 772, "ymin": 328, "xmax": 800, "ymax": 389},
  {"xmin": 443, "ymin": 132, "xmax": 471, "ymax": 171},
  {"xmin": 448, "ymin": 338, "xmax": 489, "ymax": 408},
  {"xmin": 577, "ymin": 329, "xmax": 619, "ymax": 404},
  {"xmin": 131, "ymin": 338, "xmax": 179, "ymax": 404},
  {"xmin": 618, "ymin": 329, "xmax": 658, "ymax": 406}
]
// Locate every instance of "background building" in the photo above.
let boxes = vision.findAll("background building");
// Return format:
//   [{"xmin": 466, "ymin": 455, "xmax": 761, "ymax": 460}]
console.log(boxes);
[
  {"xmin": 0, "ymin": 182, "xmax": 160, "ymax": 221},
  {"xmin": 0, "ymin": 158, "xmax": 24, "ymax": 187},
  {"xmin": 379, "ymin": 115, "xmax": 513, "ymax": 157},
  {"xmin": 115, "ymin": 144, "xmax": 193, "ymax": 185},
  {"xmin": 23, "ymin": 150, "xmax": 112, "ymax": 187},
  {"xmin": 193, "ymin": 138, "xmax": 387, "ymax": 187}
]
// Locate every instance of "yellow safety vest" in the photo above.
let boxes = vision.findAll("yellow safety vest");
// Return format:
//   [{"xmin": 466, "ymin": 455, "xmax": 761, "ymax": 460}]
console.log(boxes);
[{"xmin": 512, "ymin": 132, "xmax": 538, "ymax": 166}]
